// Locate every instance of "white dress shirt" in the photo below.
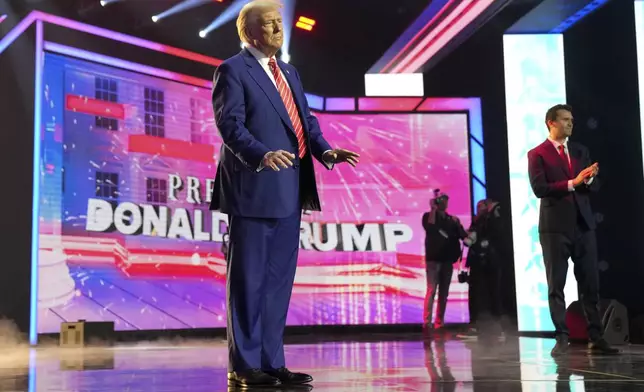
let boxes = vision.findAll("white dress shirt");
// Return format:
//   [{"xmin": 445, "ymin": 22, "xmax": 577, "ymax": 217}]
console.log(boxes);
[
  {"xmin": 547, "ymin": 137, "xmax": 594, "ymax": 191},
  {"xmin": 246, "ymin": 45, "xmax": 288, "ymax": 90}
]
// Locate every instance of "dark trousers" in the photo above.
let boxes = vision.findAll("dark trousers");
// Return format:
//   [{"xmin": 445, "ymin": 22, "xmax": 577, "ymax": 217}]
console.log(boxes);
[
  {"xmin": 226, "ymin": 209, "xmax": 302, "ymax": 372},
  {"xmin": 469, "ymin": 262, "xmax": 502, "ymax": 333},
  {"xmin": 468, "ymin": 280, "xmax": 476, "ymax": 326},
  {"xmin": 539, "ymin": 222, "xmax": 602, "ymax": 341},
  {"xmin": 424, "ymin": 261, "xmax": 453, "ymax": 325}
]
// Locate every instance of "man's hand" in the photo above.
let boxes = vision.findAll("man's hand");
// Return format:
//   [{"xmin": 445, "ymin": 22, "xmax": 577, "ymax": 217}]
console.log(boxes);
[
  {"xmin": 589, "ymin": 162, "xmax": 599, "ymax": 177},
  {"xmin": 263, "ymin": 150, "xmax": 295, "ymax": 171},
  {"xmin": 323, "ymin": 149, "xmax": 360, "ymax": 167},
  {"xmin": 573, "ymin": 164, "xmax": 597, "ymax": 186}
]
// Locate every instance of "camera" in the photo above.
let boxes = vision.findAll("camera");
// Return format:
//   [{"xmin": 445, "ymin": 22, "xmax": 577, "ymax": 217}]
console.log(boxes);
[
  {"xmin": 432, "ymin": 189, "xmax": 449, "ymax": 207},
  {"xmin": 463, "ymin": 231, "xmax": 477, "ymax": 247}
]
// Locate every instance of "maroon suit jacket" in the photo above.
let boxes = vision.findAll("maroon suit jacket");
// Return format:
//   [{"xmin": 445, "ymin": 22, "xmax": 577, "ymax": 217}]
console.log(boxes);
[{"xmin": 527, "ymin": 139, "xmax": 600, "ymax": 235}]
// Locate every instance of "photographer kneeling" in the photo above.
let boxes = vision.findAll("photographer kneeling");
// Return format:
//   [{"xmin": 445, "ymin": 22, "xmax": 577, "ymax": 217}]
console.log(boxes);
[
  {"xmin": 422, "ymin": 190, "xmax": 468, "ymax": 330},
  {"xmin": 462, "ymin": 199, "xmax": 505, "ymax": 338}
]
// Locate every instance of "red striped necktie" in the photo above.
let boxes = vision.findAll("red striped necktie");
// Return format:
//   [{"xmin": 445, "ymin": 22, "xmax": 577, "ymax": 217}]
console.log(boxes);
[{"xmin": 268, "ymin": 58, "xmax": 307, "ymax": 159}]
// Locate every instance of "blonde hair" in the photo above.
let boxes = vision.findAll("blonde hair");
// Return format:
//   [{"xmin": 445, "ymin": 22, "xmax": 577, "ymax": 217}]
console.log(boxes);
[{"xmin": 236, "ymin": 0, "xmax": 283, "ymax": 45}]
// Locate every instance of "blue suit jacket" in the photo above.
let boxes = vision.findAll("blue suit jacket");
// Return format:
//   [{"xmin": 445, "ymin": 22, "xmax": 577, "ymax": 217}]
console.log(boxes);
[{"xmin": 209, "ymin": 49, "xmax": 332, "ymax": 218}]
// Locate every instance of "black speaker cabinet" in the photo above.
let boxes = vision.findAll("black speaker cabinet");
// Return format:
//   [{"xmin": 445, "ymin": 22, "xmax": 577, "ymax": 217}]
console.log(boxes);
[
  {"xmin": 59, "ymin": 320, "xmax": 115, "ymax": 347},
  {"xmin": 565, "ymin": 299, "xmax": 629, "ymax": 345}
]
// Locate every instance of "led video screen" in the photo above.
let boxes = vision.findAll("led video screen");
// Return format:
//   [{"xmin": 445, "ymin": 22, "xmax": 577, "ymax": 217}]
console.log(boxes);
[{"xmin": 36, "ymin": 52, "xmax": 473, "ymax": 332}]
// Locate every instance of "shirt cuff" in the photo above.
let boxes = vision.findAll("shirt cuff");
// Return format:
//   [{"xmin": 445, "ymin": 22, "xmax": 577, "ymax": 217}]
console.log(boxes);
[
  {"xmin": 256, "ymin": 152, "xmax": 271, "ymax": 172},
  {"xmin": 568, "ymin": 180, "xmax": 574, "ymax": 192},
  {"xmin": 585, "ymin": 177, "xmax": 594, "ymax": 185},
  {"xmin": 322, "ymin": 149, "xmax": 334, "ymax": 170}
]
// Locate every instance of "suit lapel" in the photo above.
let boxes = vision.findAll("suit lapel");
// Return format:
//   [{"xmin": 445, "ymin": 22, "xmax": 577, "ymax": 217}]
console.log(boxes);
[
  {"xmin": 568, "ymin": 143, "xmax": 579, "ymax": 176},
  {"xmin": 242, "ymin": 50, "xmax": 294, "ymax": 131},
  {"xmin": 542, "ymin": 140, "xmax": 570, "ymax": 178}
]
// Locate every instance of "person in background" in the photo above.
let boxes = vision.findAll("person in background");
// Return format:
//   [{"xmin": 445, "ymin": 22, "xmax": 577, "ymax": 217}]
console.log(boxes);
[
  {"xmin": 422, "ymin": 190, "xmax": 468, "ymax": 330},
  {"xmin": 463, "ymin": 198, "xmax": 504, "ymax": 338}
]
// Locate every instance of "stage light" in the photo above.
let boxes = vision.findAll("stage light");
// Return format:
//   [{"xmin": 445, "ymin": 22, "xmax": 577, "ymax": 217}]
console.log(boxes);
[
  {"xmin": 198, "ymin": 0, "xmax": 247, "ymax": 38},
  {"xmin": 295, "ymin": 22, "xmax": 312, "ymax": 31},
  {"xmin": 100, "ymin": 0, "xmax": 121, "ymax": 6},
  {"xmin": 152, "ymin": 0, "xmax": 215, "ymax": 23},
  {"xmin": 199, "ymin": 30, "xmax": 207, "ymax": 38},
  {"xmin": 295, "ymin": 16, "xmax": 315, "ymax": 31},
  {"xmin": 281, "ymin": 52, "xmax": 290, "ymax": 63},
  {"xmin": 298, "ymin": 16, "xmax": 315, "ymax": 26},
  {"xmin": 0, "ymin": 14, "xmax": 7, "ymax": 24}
]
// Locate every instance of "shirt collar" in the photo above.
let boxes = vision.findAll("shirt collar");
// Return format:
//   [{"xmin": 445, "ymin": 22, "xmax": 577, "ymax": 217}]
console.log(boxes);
[
  {"xmin": 548, "ymin": 136, "xmax": 568, "ymax": 150},
  {"xmin": 246, "ymin": 45, "xmax": 276, "ymax": 67}
]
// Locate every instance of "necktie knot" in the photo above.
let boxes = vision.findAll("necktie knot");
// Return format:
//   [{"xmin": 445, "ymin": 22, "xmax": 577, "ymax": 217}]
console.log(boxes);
[{"xmin": 268, "ymin": 58, "xmax": 277, "ymax": 71}]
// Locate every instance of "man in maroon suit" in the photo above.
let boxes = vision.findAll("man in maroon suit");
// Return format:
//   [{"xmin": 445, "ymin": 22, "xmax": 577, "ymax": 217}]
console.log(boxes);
[{"xmin": 527, "ymin": 104, "xmax": 618, "ymax": 356}]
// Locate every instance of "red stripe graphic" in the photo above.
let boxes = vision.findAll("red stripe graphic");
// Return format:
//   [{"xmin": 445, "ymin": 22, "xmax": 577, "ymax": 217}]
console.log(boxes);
[
  {"xmin": 128, "ymin": 134, "xmax": 215, "ymax": 163},
  {"xmin": 65, "ymin": 94, "xmax": 126, "ymax": 119}
]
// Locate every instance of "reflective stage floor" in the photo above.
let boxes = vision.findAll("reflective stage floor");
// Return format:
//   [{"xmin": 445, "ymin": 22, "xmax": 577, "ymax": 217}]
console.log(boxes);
[{"xmin": 2, "ymin": 334, "xmax": 643, "ymax": 391}]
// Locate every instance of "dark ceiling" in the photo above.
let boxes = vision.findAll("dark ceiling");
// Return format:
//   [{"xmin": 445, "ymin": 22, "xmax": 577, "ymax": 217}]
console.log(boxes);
[{"xmin": 3, "ymin": 0, "xmax": 431, "ymax": 96}]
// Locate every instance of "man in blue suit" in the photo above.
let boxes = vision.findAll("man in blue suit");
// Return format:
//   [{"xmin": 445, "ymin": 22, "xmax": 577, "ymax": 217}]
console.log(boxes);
[{"xmin": 209, "ymin": 1, "xmax": 360, "ymax": 388}]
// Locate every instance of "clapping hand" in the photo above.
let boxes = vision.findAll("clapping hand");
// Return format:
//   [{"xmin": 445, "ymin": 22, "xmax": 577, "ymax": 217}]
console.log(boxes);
[
  {"xmin": 573, "ymin": 162, "xmax": 599, "ymax": 186},
  {"xmin": 589, "ymin": 162, "xmax": 599, "ymax": 177}
]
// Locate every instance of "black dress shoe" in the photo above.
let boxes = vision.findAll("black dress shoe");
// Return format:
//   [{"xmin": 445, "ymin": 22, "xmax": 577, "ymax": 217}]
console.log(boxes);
[
  {"xmin": 551, "ymin": 336, "xmax": 569, "ymax": 356},
  {"xmin": 227, "ymin": 386, "xmax": 313, "ymax": 392},
  {"xmin": 588, "ymin": 339, "xmax": 619, "ymax": 355},
  {"xmin": 264, "ymin": 367, "xmax": 313, "ymax": 385},
  {"xmin": 228, "ymin": 369, "xmax": 281, "ymax": 387}
]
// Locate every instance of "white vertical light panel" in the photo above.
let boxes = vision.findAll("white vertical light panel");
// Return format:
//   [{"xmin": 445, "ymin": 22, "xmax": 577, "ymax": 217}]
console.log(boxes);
[
  {"xmin": 503, "ymin": 34, "xmax": 578, "ymax": 333},
  {"xmin": 635, "ymin": 0, "xmax": 644, "ymax": 176}
]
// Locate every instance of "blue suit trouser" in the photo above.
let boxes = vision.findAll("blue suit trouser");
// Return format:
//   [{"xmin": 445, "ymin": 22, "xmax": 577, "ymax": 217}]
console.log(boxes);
[{"xmin": 226, "ymin": 209, "xmax": 302, "ymax": 372}]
